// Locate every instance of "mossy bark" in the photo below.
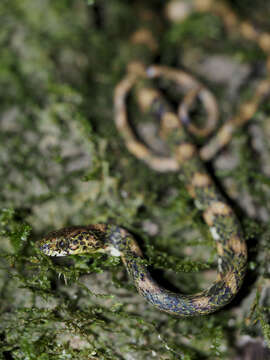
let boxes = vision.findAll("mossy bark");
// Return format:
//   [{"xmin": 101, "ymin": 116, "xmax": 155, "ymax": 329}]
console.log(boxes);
[{"xmin": 0, "ymin": 0, "xmax": 270, "ymax": 359}]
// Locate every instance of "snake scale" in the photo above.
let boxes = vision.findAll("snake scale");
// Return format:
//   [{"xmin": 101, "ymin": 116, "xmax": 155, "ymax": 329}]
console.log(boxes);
[{"xmin": 38, "ymin": 0, "xmax": 270, "ymax": 316}]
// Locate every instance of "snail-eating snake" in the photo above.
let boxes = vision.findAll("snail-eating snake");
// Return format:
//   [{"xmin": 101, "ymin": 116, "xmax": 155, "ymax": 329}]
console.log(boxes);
[{"xmin": 38, "ymin": 0, "xmax": 270, "ymax": 315}]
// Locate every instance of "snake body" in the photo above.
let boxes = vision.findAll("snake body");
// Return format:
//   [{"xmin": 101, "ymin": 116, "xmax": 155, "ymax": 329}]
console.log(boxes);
[
  {"xmin": 38, "ymin": 0, "xmax": 270, "ymax": 316},
  {"xmin": 39, "ymin": 175, "xmax": 247, "ymax": 317},
  {"xmin": 39, "ymin": 78, "xmax": 247, "ymax": 315}
]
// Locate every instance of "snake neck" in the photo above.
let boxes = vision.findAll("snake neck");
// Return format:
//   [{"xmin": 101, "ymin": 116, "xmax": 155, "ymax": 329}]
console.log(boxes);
[{"xmin": 105, "ymin": 225, "xmax": 143, "ymax": 258}]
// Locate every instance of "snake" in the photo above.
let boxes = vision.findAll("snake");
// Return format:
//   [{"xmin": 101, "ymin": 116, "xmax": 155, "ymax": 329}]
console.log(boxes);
[
  {"xmin": 38, "ymin": 0, "xmax": 270, "ymax": 316},
  {"xmin": 39, "ymin": 73, "xmax": 248, "ymax": 315},
  {"xmin": 39, "ymin": 68, "xmax": 248, "ymax": 317}
]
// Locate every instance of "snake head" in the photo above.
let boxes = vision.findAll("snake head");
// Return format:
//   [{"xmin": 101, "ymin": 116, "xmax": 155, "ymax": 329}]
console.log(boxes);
[{"xmin": 38, "ymin": 225, "xmax": 107, "ymax": 257}]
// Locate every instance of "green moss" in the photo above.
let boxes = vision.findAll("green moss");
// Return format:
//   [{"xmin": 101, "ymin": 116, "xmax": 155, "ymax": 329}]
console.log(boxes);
[{"xmin": 1, "ymin": 0, "xmax": 270, "ymax": 358}]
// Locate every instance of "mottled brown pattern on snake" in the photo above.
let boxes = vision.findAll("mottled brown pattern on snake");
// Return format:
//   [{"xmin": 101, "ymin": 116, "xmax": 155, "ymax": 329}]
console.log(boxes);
[{"xmin": 39, "ymin": 1, "xmax": 254, "ymax": 316}]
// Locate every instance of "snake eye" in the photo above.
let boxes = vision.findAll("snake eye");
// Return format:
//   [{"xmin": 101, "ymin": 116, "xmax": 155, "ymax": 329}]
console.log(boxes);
[{"xmin": 59, "ymin": 240, "xmax": 65, "ymax": 249}]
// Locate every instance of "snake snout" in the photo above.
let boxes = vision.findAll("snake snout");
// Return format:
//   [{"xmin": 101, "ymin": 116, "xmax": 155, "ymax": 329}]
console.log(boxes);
[{"xmin": 39, "ymin": 242, "xmax": 51, "ymax": 255}]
